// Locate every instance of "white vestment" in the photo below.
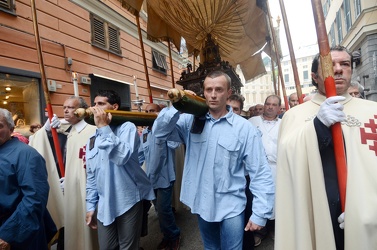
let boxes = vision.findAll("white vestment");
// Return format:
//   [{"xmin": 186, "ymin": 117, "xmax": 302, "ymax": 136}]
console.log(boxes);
[
  {"xmin": 275, "ymin": 93, "xmax": 377, "ymax": 250},
  {"xmin": 29, "ymin": 128, "xmax": 65, "ymax": 229},
  {"xmin": 64, "ymin": 120, "xmax": 98, "ymax": 250}
]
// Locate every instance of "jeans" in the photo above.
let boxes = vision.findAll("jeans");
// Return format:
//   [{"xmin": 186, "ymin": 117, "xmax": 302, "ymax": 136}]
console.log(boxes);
[
  {"xmin": 197, "ymin": 212, "xmax": 244, "ymax": 250},
  {"xmin": 154, "ymin": 182, "xmax": 180, "ymax": 240}
]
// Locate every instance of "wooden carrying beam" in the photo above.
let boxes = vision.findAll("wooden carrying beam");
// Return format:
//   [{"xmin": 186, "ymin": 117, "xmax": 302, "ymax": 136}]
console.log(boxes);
[
  {"xmin": 74, "ymin": 108, "xmax": 157, "ymax": 127},
  {"xmin": 168, "ymin": 89, "xmax": 208, "ymax": 117}
]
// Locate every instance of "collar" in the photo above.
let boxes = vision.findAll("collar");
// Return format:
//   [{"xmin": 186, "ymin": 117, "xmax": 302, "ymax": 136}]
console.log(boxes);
[
  {"xmin": 72, "ymin": 119, "xmax": 87, "ymax": 133},
  {"xmin": 261, "ymin": 115, "xmax": 279, "ymax": 122},
  {"xmin": 311, "ymin": 92, "xmax": 353, "ymax": 105},
  {"xmin": 205, "ymin": 105, "xmax": 233, "ymax": 125}
]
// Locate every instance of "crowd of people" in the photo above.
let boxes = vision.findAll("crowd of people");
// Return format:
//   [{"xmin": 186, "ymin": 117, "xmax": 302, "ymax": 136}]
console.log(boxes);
[{"xmin": 1, "ymin": 45, "xmax": 376, "ymax": 250}]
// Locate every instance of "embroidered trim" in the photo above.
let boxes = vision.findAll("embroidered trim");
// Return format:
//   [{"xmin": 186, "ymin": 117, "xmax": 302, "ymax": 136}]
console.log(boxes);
[{"xmin": 341, "ymin": 115, "xmax": 361, "ymax": 127}]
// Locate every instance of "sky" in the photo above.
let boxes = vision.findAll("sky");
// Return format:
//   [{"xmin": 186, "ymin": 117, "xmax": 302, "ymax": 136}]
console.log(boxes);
[{"xmin": 268, "ymin": 0, "xmax": 318, "ymax": 56}]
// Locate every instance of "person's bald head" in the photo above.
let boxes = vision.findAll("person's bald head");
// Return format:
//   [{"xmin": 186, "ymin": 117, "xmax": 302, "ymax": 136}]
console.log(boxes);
[
  {"xmin": 254, "ymin": 104, "xmax": 264, "ymax": 116},
  {"xmin": 288, "ymin": 93, "xmax": 299, "ymax": 108},
  {"xmin": 145, "ymin": 103, "xmax": 161, "ymax": 114}
]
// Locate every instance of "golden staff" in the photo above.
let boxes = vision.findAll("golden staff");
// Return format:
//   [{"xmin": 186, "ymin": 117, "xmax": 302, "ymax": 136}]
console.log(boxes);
[
  {"xmin": 31, "ymin": 0, "xmax": 65, "ymax": 177},
  {"xmin": 311, "ymin": 0, "xmax": 348, "ymax": 211}
]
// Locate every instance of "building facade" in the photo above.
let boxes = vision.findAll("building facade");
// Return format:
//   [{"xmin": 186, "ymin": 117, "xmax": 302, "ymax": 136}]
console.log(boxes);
[
  {"xmin": 0, "ymin": 0, "xmax": 186, "ymax": 137},
  {"xmin": 241, "ymin": 44, "xmax": 318, "ymax": 110},
  {"xmin": 281, "ymin": 44, "xmax": 318, "ymax": 100},
  {"xmin": 324, "ymin": 0, "xmax": 377, "ymax": 101}
]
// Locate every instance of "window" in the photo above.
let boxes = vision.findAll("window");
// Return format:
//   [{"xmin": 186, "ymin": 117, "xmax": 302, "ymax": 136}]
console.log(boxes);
[
  {"xmin": 330, "ymin": 24, "xmax": 336, "ymax": 47},
  {"xmin": 90, "ymin": 14, "xmax": 121, "ymax": 55},
  {"xmin": 284, "ymin": 74, "xmax": 289, "ymax": 83},
  {"xmin": 303, "ymin": 65, "xmax": 308, "ymax": 69},
  {"xmin": 344, "ymin": 0, "xmax": 352, "ymax": 31},
  {"xmin": 152, "ymin": 50, "xmax": 168, "ymax": 74},
  {"xmin": 323, "ymin": 0, "xmax": 331, "ymax": 17},
  {"xmin": 0, "ymin": 71, "xmax": 43, "ymax": 137},
  {"xmin": 0, "ymin": 0, "xmax": 15, "ymax": 14},
  {"xmin": 336, "ymin": 11, "xmax": 343, "ymax": 43},
  {"xmin": 323, "ymin": 2, "xmax": 328, "ymax": 17},
  {"xmin": 355, "ymin": 0, "xmax": 361, "ymax": 17},
  {"xmin": 303, "ymin": 70, "xmax": 309, "ymax": 80}
]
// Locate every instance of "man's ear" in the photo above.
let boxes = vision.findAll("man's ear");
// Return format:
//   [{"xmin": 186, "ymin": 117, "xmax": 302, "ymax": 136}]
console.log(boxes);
[{"xmin": 113, "ymin": 103, "xmax": 119, "ymax": 110}]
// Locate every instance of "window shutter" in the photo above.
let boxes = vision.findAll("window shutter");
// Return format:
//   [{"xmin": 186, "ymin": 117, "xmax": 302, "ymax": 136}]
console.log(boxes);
[
  {"xmin": 0, "ymin": 0, "xmax": 10, "ymax": 9},
  {"xmin": 93, "ymin": 17, "xmax": 106, "ymax": 47},
  {"xmin": 108, "ymin": 25, "xmax": 120, "ymax": 53}
]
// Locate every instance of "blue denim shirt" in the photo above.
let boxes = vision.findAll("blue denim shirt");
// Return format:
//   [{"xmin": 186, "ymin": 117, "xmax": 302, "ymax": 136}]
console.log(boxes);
[
  {"xmin": 152, "ymin": 106, "xmax": 275, "ymax": 226},
  {"xmin": 141, "ymin": 128, "xmax": 180, "ymax": 189},
  {"xmin": 0, "ymin": 138, "xmax": 50, "ymax": 249},
  {"xmin": 86, "ymin": 123, "xmax": 155, "ymax": 226}
]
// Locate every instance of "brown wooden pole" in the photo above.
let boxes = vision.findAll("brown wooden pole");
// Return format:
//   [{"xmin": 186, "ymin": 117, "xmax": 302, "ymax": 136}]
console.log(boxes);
[
  {"xmin": 136, "ymin": 15, "xmax": 153, "ymax": 103},
  {"xmin": 279, "ymin": 0, "xmax": 303, "ymax": 104},
  {"xmin": 311, "ymin": 0, "xmax": 347, "ymax": 212},
  {"xmin": 266, "ymin": 1, "xmax": 289, "ymax": 110},
  {"xmin": 269, "ymin": 41, "xmax": 278, "ymax": 95},
  {"xmin": 168, "ymin": 40, "xmax": 175, "ymax": 88},
  {"xmin": 193, "ymin": 54, "xmax": 196, "ymax": 71},
  {"xmin": 31, "ymin": 0, "xmax": 65, "ymax": 177}
]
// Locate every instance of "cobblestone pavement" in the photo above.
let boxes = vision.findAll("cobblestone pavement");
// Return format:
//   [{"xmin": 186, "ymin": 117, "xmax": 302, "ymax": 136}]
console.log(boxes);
[{"xmin": 140, "ymin": 206, "xmax": 274, "ymax": 250}]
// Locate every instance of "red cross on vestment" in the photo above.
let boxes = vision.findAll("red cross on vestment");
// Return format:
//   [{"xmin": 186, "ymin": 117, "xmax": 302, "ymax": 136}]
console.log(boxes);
[{"xmin": 360, "ymin": 115, "xmax": 377, "ymax": 156}]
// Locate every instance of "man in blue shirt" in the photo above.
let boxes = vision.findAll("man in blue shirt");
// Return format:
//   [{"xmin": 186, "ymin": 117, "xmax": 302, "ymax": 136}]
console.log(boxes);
[
  {"xmin": 0, "ymin": 108, "xmax": 55, "ymax": 250},
  {"xmin": 141, "ymin": 103, "xmax": 181, "ymax": 250},
  {"xmin": 85, "ymin": 90, "xmax": 155, "ymax": 250},
  {"xmin": 153, "ymin": 71, "xmax": 275, "ymax": 249}
]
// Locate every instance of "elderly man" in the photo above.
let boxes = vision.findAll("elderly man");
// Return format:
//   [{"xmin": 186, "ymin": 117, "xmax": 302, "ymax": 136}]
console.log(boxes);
[
  {"xmin": 275, "ymin": 45, "xmax": 377, "ymax": 250},
  {"xmin": 0, "ymin": 108, "xmax": 55, "ymax": 250},
  {"xmin": 254, "ymin": 104, "xmax": 264, "ymax": 116},
  {"xmin": 152, "ymin": 71, "xmax": 274, "ymax": 249},
  {"xmin": 31, "ymin": 96, "xmax": 99, "ymax": 250},
  {"xmin": 288, "ymin": 93, "xmax": 299, "ymax": 108}
]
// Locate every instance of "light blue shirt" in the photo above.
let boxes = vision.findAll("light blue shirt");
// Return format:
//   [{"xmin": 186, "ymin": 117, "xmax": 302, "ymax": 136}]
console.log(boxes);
[
  {"xmin": 152, "ymin": 106, "xmax": 275, "ymax": 226},
  {"xmin": 141, "ymin": 128, "xmax": 180, "ymax": 189},
  {"xmin": 86, "ymin": 123, "xmax": 155, "ymax": 226}
]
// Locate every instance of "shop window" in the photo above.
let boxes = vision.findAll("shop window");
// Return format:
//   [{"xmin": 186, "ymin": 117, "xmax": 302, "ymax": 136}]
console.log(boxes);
[
  {"xmin": 91, "ymin": 14, "xmax": 121, "ymax": 55},
  {"xmin": 0, "ymin": 72, "xmax": 42, "ymax": 137}
]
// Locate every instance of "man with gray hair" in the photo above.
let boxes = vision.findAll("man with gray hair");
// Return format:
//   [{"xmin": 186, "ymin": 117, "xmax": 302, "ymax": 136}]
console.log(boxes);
[
  {"xmin": 0, "ymin": 108, "xmax": 54, "ymax": 250},
  {"xmin": 31, "ymin": 96, "xmax": 98, "ymax": 250},
  {"xmin": 347, "ymin": 80, "xmax": 364, "ymax": 98}
]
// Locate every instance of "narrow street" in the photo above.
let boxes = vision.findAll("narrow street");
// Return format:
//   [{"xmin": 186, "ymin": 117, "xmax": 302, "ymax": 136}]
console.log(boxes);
[{"xmin": 140, "ymin": 206, "xmax": 274, "ymax": 250}]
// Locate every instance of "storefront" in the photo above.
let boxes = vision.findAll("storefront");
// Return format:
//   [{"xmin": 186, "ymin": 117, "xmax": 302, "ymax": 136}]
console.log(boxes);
[{"xmin": 0, "ymin": 67, "xmax": 44, "ymax": 138}]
